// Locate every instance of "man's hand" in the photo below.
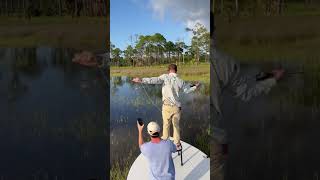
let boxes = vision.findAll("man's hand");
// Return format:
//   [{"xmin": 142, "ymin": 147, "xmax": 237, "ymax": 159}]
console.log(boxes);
[
  {"xmin": 272, "ymin": 69, "xmax": 285, "ymax": 81},
  {"xmin": 132, "ymin": 77, "xmax": 142, "ymax": 83},
  {"xmin": 137, "ymin": 121, "xmax": 144, "ymax": 132},
  {"xmin": 195, "ymin": 82, "xmax": 201, "ymax": 88}
]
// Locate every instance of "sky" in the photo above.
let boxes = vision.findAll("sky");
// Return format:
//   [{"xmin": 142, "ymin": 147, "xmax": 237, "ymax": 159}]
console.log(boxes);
[{"xmin": 110, "ymin": 0, "xmax": 210, "ymax": 50}]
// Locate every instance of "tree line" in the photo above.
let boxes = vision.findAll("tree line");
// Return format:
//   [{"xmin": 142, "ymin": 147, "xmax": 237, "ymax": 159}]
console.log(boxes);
[
  {"xmin": 110, "ymin": 23, "xmax": 209, "ymax": 67},
  {"xmin": 0, "ymin": 0, "xmax": 108, "ymax": 18},
  {"xmin": 214, "ymin": 0, "xmax": 318, "ymax": 18}
]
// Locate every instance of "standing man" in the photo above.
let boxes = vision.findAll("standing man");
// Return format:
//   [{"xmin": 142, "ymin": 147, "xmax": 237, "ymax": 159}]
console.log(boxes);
[
  {"xmin": 132, "ymin": 64, "xmax": 200, "ymax": 150},
  {"xmin": 211, "ymin": 7, "xmax": 284, "ymax": 179},
  {"xmin": 211, "ymin": 48, "xmax": 284, "ymax": 180},
  {"xmin": 137, "ymin": 121, "xmax": 177, "ymax": 180}
]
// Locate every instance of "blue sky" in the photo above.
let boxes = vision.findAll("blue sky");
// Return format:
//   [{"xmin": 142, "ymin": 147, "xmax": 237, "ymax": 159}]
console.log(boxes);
[{"xmin": 110, "ymin": 0, "xmax": 209, "ymax": 50}]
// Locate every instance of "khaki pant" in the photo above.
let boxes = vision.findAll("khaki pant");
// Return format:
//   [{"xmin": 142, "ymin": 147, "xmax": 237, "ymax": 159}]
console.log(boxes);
[{"xmin": 161, "ymin": 104, "xmax": 181, "ymax": 144}]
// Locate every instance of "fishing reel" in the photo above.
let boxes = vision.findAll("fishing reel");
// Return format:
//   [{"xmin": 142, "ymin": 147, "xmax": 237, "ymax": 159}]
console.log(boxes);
[{"xmin": 255, "ymin": 72, "xmax": 274, "ymax": 81}]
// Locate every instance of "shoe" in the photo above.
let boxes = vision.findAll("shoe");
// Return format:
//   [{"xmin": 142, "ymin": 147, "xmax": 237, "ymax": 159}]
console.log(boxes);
[{"xmin": 176, "ymin": 143, "xmax": 182, "ymax": 151}]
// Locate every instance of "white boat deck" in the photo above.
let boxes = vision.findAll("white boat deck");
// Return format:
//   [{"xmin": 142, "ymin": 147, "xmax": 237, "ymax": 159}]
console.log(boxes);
[{"xmin": 127, "ymin": 138, "xmax": 210, "ymax": 180}]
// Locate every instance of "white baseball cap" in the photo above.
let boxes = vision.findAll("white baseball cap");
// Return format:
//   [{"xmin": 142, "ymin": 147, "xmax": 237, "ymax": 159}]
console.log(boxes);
[{"xmin": 147, "ymin": 121, "xmax": 160, "ymax": 136}]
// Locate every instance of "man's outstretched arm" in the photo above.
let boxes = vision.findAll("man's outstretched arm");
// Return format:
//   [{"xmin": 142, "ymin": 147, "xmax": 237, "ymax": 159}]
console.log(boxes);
[
  {"xmin": 132, "ymin": 75, "xmax": 165, "ymax": 84},
  {"xmin": 213, "ymin": 49, "xmax": 283, "ymax": 102},
  {"xmin": 181, "ymin": 80, "xmax": 200, "ymax": 94},
  {"xmin": 230, "ymin": 69, "xmax": 284, "ymax": 102}
]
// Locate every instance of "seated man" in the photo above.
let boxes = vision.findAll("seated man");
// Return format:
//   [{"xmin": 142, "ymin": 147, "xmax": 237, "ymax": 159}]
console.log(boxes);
[{"xmin": 137, "ymin": 121, "xmax": 177, "ymax": 180}]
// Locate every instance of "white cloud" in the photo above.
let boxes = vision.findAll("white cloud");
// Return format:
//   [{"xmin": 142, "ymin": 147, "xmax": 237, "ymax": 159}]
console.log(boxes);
[{"xmin": 148, "ymin": 0, "xmax": 210, "ymax": 30}]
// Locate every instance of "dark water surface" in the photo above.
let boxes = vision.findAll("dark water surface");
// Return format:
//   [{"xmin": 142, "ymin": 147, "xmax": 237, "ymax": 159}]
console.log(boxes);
[
  {"xmin": 222, "ymin": 60, "xmax": 320, "ymax": 180},
  {"xmin": 110, "ymin": 76, "xmax": 210, "ymax": 165},
  {"xmin": 0, "ymin": 48, "xmax": 107, "ymax": 179}
]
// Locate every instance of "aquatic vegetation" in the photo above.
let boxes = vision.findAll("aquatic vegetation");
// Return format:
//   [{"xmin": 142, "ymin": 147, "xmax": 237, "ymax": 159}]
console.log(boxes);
[
  {"xmin": 110, "ymin": 149, "xmax": 135, "ymax": 180},
  {"xmin": 0, "ymin": 47, "xmax": 107, "ymax": 178},
  {"xmin": 194, "ymin": 126, "xmax": 211, "ymax": 156}
]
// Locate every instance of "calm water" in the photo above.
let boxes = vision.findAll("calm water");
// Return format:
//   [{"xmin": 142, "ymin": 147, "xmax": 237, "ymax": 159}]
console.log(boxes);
[
  {"xmin": 110, "ymin": 76, "xmax": 210, "ymax": 165},
  {"xmin": 222, "ymin": 60, "xmax": 320, "ymax": 180},
  {"xmin": 0, "ymin": 48, "xmax": 107, "ymax": 179}
]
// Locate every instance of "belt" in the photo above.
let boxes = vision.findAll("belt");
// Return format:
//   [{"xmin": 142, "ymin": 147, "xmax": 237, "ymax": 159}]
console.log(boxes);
[
  {"xmin": 163, "ymin": 103, "xmax": 175, "ymax": 106},
  {"xmin": 163, "ymin": 103, "xmax": 181, "ymax": 109}
]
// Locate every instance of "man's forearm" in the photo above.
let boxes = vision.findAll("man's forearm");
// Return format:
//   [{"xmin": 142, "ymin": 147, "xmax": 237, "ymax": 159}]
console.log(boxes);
[
  {"xmin": 142, "ymin": 76, "xmax": 163, "ymax": 84},
  {"xmin": 138, "ymin": 131, "xmax": 144, "ymax": 147},
  {"xmin": 183, "ymin": 85, "xmax": 197, "ymax": 94},
  {"xmin": 233, "ymin": 77, "xmax": 277, "ymax": 101}
]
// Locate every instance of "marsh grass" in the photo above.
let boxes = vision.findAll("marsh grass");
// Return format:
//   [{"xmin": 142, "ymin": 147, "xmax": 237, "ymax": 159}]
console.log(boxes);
[
  {"xmin": 0, "ymin": 16, "xmax": 107, "ymax": 49},
  {"xmin": 110, "ymin": 63, "xmax": 210, "ymax": 84},
  {"xmin": 110, "ymin": 146, "xmax": 136, "ymax": 180},
  {"xmin": 216, "ymin": 15, "xmax": 320, "ymax": 62},
  {"xmin": 194, "ymin": 127, "xmax": 211, "ymax": 156},
  {"xmin": 10, "ymin": 111, "xmax": 106, "ymax": 142},
  {"xmin": 285, "ymin": 3, "xmax": 320, "ymax": 16}
]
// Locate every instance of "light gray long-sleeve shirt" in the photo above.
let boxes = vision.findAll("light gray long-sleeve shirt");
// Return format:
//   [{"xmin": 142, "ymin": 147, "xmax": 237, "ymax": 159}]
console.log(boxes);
[
  {"xmin": 211, "ymin": 48, "xmax": 277, "ymax": 143},
  {"xmin": 211, "ymin": 48, "xmax": 277, "ymax": 115},
  {"xmin": 142, "ymin": 73, "xmax": 196, "ymax": 107}
]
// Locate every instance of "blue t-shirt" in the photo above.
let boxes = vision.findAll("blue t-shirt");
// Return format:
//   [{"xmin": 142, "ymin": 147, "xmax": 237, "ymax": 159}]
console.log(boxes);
[{"xmin": 140, "ymin": 140, "xmax": 177, "ymax": 180}]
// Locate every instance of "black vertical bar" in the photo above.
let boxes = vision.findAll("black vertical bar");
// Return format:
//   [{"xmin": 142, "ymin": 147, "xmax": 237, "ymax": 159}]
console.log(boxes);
[
  {"xmin": 106, "ymin": 0, "xmax": 110, "ymax": 179},
  {"xmin": 181, "ymin": 149, "xmax": 183, "ymax": 166}
]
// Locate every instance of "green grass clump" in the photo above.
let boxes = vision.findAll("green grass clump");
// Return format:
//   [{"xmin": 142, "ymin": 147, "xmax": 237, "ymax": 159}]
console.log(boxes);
[
  {"xmin": 110, "ymin": 149, "xmax": 135, "ymax": 180},
  {"xmin": 110, "ymin": 161, "xmax": 131, "ymax": 180},
  {"xmin": 194, "ymin": 127, "xmax": 211, "ymax": 157}
]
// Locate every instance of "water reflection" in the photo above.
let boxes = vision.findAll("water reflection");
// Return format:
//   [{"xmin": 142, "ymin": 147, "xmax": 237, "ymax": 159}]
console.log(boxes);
[
  {"xmin": 223, "ymin": 60, "xmax": 320, "ymax": 180},
  {"xmin": 110, "ymin": 76, "xmax": 210, "ymax": 166},
  {"xmin": 0, "ymin": 48, "xmax": 107, "ymax": 179}
]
